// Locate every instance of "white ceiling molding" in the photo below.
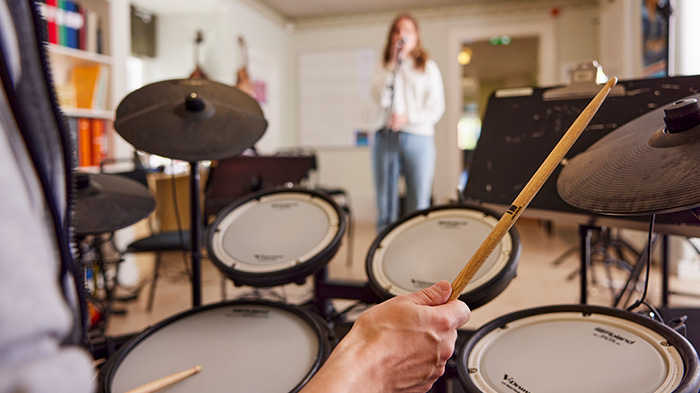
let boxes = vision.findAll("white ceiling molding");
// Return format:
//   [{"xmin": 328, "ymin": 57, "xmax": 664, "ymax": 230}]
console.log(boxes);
[{"xmin": 285, "ymin": 0, "xmax": 598, "ymax": 31}]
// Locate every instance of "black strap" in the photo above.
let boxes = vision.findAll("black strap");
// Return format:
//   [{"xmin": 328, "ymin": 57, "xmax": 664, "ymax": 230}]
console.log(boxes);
[{"xmin": 0, "ymin": 0, "xmax": 88, "ymax": 348}]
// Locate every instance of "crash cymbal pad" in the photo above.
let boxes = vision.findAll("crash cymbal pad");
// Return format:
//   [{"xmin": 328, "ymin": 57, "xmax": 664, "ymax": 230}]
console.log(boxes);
[
  {"xmin": 557, "ymin": 95, "xmax": 700, "ymax": 215},
  {"xmin": 114, "ymin": 79, "xmax": 267, "ymax": 162}
]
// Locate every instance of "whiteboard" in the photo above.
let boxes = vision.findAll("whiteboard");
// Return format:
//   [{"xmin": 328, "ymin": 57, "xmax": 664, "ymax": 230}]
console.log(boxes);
[{"xmin": 298, "ymin": 48, "xmax": 378, "ymax": 147}]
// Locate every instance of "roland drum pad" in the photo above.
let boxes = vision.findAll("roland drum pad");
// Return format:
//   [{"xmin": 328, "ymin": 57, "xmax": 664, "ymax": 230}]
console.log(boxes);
[
  {"xmin": 207, "ymin": 188, "xmax": 345, "ymax": 287},
  {"xmin": 101, "ymin": 300, "xmax": 336, "ymax": 393},
  {"xmin": 458, "ymin": 305, "xmax": 700, "ymax": 393},
  {"xmin": 366, "ymin": 204, "xmax": 520, "ymax": 310}
]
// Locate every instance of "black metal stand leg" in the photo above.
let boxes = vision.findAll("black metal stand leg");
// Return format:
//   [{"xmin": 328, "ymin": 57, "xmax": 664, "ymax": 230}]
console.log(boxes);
[
  {"xmin": 190, "ymin": 161, "xmax": 202, "ymax": 307},
  {"xmin": 580, "ymin": 225, "xmax": 593, "ymax": 304},
  {"xmin": 662, "ymin": 234, "xmax": 669, "ymax": 307},
  {"xmin": 147, "ymin": 253, "xmax": 161, "ymax": 312},
  {"xmin": 614, "ymin": 234, "xmax": 660, "ymax": 308},
  {"xmin": 313, "ymin": 268, "xmax": 336, "ymax": 320},
  {"xmin": 221, "ymin": 275, "xmax": 227, "ymax": 301},
  {"xmin": 345, "ymin": 208, "xmax": 354, "ymax": 267}
]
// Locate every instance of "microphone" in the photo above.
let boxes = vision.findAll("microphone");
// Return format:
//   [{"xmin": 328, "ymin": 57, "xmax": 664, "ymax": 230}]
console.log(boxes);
[{"xmin": 395, "ymin": 36, "xmax": 406, "ymax": 65}]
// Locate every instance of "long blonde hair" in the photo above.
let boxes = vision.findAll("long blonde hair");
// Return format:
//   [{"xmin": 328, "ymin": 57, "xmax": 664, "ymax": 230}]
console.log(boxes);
[{"xmin": 382, "ymin": 13, "xmax": 429, "ymax": 72}]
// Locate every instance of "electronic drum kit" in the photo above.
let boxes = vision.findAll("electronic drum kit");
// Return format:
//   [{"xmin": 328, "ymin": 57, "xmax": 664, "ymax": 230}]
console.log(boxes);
[{"xmin": 86, "ymin": 77, "xmax": 700, "ymax": 392}]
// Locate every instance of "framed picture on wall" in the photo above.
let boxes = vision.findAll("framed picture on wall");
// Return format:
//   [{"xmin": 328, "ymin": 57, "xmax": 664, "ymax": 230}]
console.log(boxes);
[{"xmin": 642, "ymin": 0, "xmax": 672, "ymax": 77}]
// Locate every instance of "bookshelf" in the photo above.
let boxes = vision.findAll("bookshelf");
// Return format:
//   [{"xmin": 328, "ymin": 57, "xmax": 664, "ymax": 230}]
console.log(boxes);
[{"xmin": 40, "ymin": 0, "xmax": 119, "ymax": 169}]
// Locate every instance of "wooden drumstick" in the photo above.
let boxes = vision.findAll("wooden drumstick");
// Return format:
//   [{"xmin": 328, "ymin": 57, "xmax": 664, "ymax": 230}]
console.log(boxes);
[
  {"xmin": 449, "ymin": 77, "xmax": 618, "ymax": 302},
  {"xmin": 125, "ymin": 365, "xmax": 203, "ymax": 393}
]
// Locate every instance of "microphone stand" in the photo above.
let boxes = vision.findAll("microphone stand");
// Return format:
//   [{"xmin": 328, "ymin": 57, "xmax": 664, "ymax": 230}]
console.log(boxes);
[
  {"xmin": 382, "ymin": 41, "xmax": 403, "ymax": 131},
  {"xmin": 381, "ymin": 40, "xmax": 403, "ymax": 224}
]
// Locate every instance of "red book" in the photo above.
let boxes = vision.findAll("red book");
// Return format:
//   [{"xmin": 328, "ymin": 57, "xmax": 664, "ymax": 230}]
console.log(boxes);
[
  {"xmin": 90, "ymin": 118, "xmax": 105, "ymax": 167},
  {"xmin": 45, "ymin": 0, "xmax": 58, "ymax": 44},
  {"xmin": 78, "ymin": 118, "xmax": 92, "ymax": 167}
]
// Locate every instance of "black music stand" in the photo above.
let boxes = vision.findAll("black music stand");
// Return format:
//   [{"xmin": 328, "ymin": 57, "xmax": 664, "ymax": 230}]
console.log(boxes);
[
  {"xmin": 204, "ymin": 155, "xmax": 317, "ymax": 219},
  {"xmin": 463, "ymin": 71, "xmax": 700, "ymax": 306}
]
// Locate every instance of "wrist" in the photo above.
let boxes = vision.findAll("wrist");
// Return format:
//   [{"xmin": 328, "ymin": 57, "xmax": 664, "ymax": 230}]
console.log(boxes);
[{"xmin": 301, "ymin": 332, "xmax": 385, "ymax": 393}]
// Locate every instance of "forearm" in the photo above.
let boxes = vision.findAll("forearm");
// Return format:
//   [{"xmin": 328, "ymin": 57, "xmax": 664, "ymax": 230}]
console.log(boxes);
[{"xmin": 300, "ymin": 336, "xmax": 384, "ymax": 393}]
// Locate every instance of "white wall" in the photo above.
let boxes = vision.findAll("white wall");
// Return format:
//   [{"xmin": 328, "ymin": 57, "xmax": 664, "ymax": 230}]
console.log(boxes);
[
  {"xmin": 290, "ymin": 2, "xmax": 600, "ymax": 223},
  {"xmin": 133, "ymin": 0, "xmax": 293, "ymax": 154},
  {"xmin": 290, "ymin": 24, "xmax": 387, "ymax": 223},
  {"xmin": 673, "ymin": 0, "xmax": 700, "ymax": 76},
  {"xmin": 127, "ymin": 0, "xmax": 655, "ymax": 226},
  {"xmin": 598, "ymin": 0, "xmax": 643, "ymax": 79}
]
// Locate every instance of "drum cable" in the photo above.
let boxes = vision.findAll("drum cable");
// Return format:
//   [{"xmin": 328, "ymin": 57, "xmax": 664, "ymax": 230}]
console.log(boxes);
[
  {"xmin": 328, "ymin": 301, "xmax": 370, "ymax": 323},
  {"xmin": 234, "ymin": 287, "xmax": 289, "ymax": 303},
  {"xmin": 625, "ymin": 214, "xmax": 657, "ymax": 318}
]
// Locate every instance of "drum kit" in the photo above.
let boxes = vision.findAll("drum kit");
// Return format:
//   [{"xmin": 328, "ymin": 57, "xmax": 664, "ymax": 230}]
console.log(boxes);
[{"xmin": 88, "ymin": 76, "xmax": 700, "ymax": 393}]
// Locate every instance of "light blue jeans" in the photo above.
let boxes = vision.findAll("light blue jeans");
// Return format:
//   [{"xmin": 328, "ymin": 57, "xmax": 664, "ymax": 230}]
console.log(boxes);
[{"xmin": 372, "ymin": 130, "xmax": 435, "ymax": 232}]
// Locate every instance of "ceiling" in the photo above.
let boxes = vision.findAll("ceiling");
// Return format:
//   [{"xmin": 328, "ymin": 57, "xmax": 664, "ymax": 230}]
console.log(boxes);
[
  {"xmin": 130, "ymin": 0, "xmax": 227, "ymax": 15},
  {"xmin": 131, "ymin": 0, "xmax": 565, "ymax": 21},
  {"xmin": 251, "ymin": 0, "xmax": 494, "ymax": 20}
]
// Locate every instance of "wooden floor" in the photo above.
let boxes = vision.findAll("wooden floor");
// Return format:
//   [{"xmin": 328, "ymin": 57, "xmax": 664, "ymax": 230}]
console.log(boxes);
[{"xmin": 105, "ymin": 217, "xmax": 700, "ymax": 337}]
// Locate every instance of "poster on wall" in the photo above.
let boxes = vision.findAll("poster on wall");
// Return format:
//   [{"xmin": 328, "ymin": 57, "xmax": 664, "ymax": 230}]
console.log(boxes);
[{"xmin": 642, "ymin": 0, "xmax": 672, "ymax": 78}]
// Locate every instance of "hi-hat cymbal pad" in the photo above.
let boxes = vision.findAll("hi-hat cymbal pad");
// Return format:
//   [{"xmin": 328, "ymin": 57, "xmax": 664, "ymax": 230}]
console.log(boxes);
[{"xmin": 74, "ymin": 172, "xmax": 155, "ymax": 235}]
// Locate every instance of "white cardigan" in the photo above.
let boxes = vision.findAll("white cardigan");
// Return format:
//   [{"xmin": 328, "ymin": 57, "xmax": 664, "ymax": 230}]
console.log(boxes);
[{"xmin": 371, "ymin": 57, "xmax": 445, "ymax": 137}]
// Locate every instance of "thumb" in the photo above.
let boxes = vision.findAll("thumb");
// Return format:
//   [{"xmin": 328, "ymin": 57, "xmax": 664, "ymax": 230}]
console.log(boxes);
[{"xmin": 406, "ymin": 280, "xmax": 453, "ymax": 306}]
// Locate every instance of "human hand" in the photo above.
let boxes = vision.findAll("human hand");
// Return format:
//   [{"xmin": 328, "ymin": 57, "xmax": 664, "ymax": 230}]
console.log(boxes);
[
  {"xmin": 389, "ymin": 113, "xmax": 408, "ymax": 131},
  {"xmin": 300, "ymin": 281, "xmax": 470, "ymax": 393}
]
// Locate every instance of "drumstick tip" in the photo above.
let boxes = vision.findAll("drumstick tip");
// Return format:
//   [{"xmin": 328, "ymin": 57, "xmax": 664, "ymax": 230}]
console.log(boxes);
[{"xmin": 605, "ymin": 77, "xmax": 618, "ymax": 89}]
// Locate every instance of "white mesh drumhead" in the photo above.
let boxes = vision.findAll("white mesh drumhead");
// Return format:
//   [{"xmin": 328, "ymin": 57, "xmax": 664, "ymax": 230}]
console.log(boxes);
[
  {"xmin": 467, "ymin": 312, "xmax": 685, "ymax": 393},
  {"xmin": 210, "ymin": 193, "xmax": 339, "ymax": 273},
  {"xmin": 371, "ymin": 209, "xmax": 513, "ymax": 295},
  {"xmin": 110, "ymin": 304, "xmax": 322, "ymax": 392}
]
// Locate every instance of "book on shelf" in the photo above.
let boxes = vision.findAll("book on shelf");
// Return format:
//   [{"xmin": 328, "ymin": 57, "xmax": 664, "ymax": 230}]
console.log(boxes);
[
  {"xmin": 77, "ymin": 117, "xmax": 92, "ymax": 167},
  {"xmin": 91, "ymin": 117, "xmax": 106, "ymax": 167},
  {"xmin": 69, "ymin": 64, "xmax": 108, "ymax": 110},
  {"xmin": 37, "ymin": 0, "xmax": 102, "ymax": 53},
  {"xmin": 86, "ymin": 8, "xmax": 99, "ymax": 53},
  {"xmin": 71, "ymin": 117, "xmax": 107, "ymax": 167}
]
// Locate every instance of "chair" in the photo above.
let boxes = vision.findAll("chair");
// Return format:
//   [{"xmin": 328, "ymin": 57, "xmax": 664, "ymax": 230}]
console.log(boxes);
[
  {"xmin": 126, "ymin": 230, "xmax": 192, "ymax": 311},
  {"xmin": 99, "ymin": 155, "xmax": 187, "ymax": 311},
  {"xmin": 203, "ymin": 154, "xmax": 318, "ymax": 218},
  {"xmin": 126, "ymin": 153, "xmax": 322, "ymax": 309}
]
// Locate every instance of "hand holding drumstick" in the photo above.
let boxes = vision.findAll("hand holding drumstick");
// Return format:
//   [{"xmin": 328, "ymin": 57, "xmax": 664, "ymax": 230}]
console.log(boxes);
[{"xmin": 450, "ymin": 77, "xmax": 618, "ymax": 301}]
